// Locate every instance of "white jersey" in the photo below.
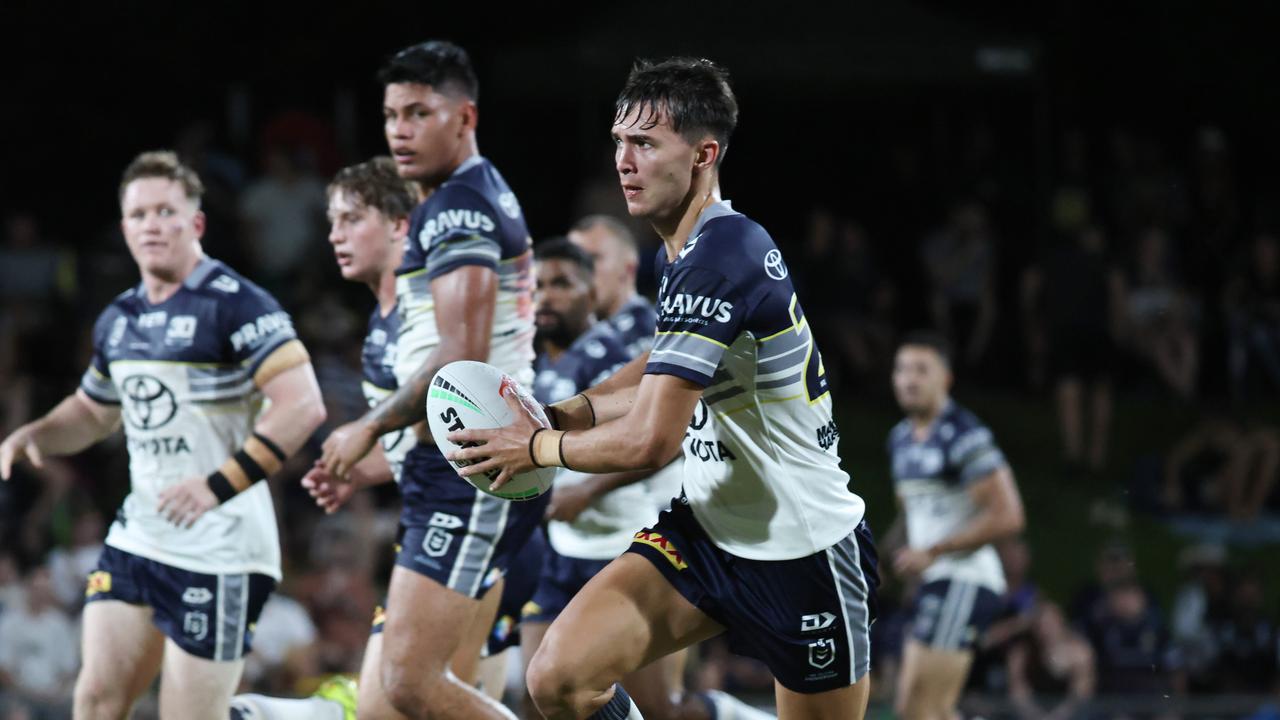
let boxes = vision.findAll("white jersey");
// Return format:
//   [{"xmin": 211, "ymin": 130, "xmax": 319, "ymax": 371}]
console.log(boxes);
[
  {"xmin": 360, "ymin": 305, "xmax": 415, "ymax": 481},
  {"xmin": 80, "ymin": 258, "xmax": 296, "ymax": 579},
  {"xmin": 532, "ymin": 323, "xmax": 649, "ymax": 560},
  {"xmin": 646, "ymin": 201, "xmax": 864, "ymax": 561},
  {"xmin": 888, "ymin": 401, "xmax": 1008, "ymax": 592},
  {"xmin": 395, "ymin": 155, "xmax": 535, "ymax": 389}
]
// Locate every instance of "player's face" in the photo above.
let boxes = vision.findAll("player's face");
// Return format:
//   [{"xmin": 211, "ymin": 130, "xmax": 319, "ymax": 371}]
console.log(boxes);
[
  {"xmin": 327, "ymin": 189, "xmax": 405, "ymax": 284},
  {"xmin": 612, "ymin": 106, "xmax": 701, "ymax": 220},
  {"xmin": 569, "ymin": 225, "xmax": 633, "ymax": 316},
  {"xmin": 120, "ymin": 177, "xmax": 204, "ymax": 281},
  {"xmin": 384, "ymin": 82, "xmax": 471, "ymax": 185},
  {"xmin": 534, "ymin": 258, "xmax": 593, "ymax": 348},
  {"xmin": 892, "ymin": 346, "xmax": 951, "ymax": 416}
]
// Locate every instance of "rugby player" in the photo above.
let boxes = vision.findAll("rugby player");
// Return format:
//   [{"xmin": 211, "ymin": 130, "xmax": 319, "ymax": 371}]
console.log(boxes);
[
  {"xmin": 449, "ymin": 58, "xmax": 879, "ymax": 720},
  {"xmin": 0, "ymin": 151, "xmax": 326, "ymax": 720},
  {"xmin": 886, "ymin": 331, "xmax": 1025, "ymax": 720},
  {"xmin": 318, "ymin": 40, "xmax": 540, "ymax": 720}
]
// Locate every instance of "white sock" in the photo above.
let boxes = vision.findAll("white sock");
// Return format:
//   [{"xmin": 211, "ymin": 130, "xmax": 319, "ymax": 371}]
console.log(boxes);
[
  {"xmin": 705, "ymin": 689, "xmax": 776, "ymax": 720},
  {"xmin": 229, "ymin": 695, "xmax": 345, "ymax": 720}
]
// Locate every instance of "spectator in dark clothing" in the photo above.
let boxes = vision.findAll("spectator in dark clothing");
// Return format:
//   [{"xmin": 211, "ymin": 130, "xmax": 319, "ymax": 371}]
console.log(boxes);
[
  {"xmin": 1225, "ymin": 233, "xmax": 1280, "ymax": 400},
  {"xmin": 1023, "ymin": 225, "xmax": 1126, "ymax": 473},
  {"xmin": 1125, "ymin": 226, "xmax": 1200, "ymax": 399},
  {"xmin": 1207, "ymin": 571, "xmax": 1278, "ymax": 695},
  {"xmin": 1090, "ymin": 580, "xmax": 1181, "ymax": 698},
  {"xmin": 1007, "ymin": 601, "xmax": 1096, "ymax": 720},
  {"xmin": 921, "ymin": 199, "xmax": 998, "ymax": 370}
]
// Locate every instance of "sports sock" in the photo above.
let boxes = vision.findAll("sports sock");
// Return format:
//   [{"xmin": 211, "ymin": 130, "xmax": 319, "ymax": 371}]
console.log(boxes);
[
  {"xmin": 588, "ymin": 683, "xmax": 646, "ymax": 720},
  {"xmin": 228, "ymin": 695, "xmax": 345, "ymax": 720}
]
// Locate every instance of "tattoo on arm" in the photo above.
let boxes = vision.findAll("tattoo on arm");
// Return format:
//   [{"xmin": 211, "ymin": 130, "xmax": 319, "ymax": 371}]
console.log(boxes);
[{"xmin": 365, "ymin": 357, "xmax": 438, "ymax": 435}]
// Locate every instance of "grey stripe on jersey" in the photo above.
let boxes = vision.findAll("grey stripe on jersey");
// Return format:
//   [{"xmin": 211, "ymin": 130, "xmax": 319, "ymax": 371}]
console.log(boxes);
[
  {"xmin": 217, "ymin": 574, "xmax": 248, "ymax": 661},
  {"xmin": 703, "ymin": 385, "xmax": 747, "ymax": 406},
  {"xmin": 826, "ymin": 528, "xmax": 873, "ymax": 683},
  {"xmin": 81, "ymin": 367, "xmax": 119, "ymax": 403},
  {"xmin": 447, "ymin": 494, "xmax": 510, "ymax": 598},
  {"xmin": 425, "ymin": 236, "xmax": 501, "ymax": 276},
  {"xmin": 651, "ymin": 332, "xmax": 725, "ymax": 371},
  {"xmin": 756, "ymin": 327, "xmax": 809, "ymax": 363},
  {"xmin": 756, "ymin": 339, "xmax": 809, "ymax": 376},
  {"xmin": 756, "ymin": 373, "xmax": 803, "ymax": 391}
]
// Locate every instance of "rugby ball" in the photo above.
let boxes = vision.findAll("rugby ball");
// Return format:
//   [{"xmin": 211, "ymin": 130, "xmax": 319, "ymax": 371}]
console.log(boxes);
[{"xmin": 426, "ymin": 360, "xmax": 555, "ymax": 501}]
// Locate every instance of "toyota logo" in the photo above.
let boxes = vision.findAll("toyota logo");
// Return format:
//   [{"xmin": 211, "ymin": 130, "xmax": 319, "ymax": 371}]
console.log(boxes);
[
  {"xmin": 764, "ymin": 249, "xmax": 789, "ymax": 280},
  {"xmin": 120, "ymin": 374, "xmax": 178, "ymax": 430}
]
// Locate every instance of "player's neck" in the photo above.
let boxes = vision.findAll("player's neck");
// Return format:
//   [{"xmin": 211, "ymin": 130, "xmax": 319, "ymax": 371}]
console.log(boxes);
[
  {"xmin": 908, "ymin": 397, "xmax": 949, "ymax": 435},
  {"xmin": 371, "ymin": 268, "xmax": 398, "ymax": 317},
  {"xmin": 602, "ymin": 290, "xmax": 636, "ymax": 319},
  {"xmin": 141, "ymin": 252, "xmax": 203, "ymax": 305},
  {"xmin": 656, "ymin": 178, "xmax": 720, "ymax": 261},
  {"xmin": 422, "ymin": 140, "xmax": 480, "ymax": 194}
]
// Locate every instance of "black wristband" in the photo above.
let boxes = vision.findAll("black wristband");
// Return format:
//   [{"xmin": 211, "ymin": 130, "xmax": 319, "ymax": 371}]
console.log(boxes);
[
  {"xmin": 581, "ymin": 394, "xmax": 596, "ymax": 427},
  {"xmin": 545, "ymin": 405, "xmax": 560, "ymax": 431},
  {"xmin": 529, "ymin": 428, "xmax": 547, "ymax": 468},
  {"xmin": 557, "ymin": 431, "xmax": 571, "ymax": 471},
  {"xmin": 207, "ymin": 471, "xmax": 238, "ymax": 504},
  {"xmin": 252, "ymin": 432, "xmax": 287, "ymax": 462},
  {"xmin": 234, "ymin": 449, "xmax": 269, "ymax": 483}
]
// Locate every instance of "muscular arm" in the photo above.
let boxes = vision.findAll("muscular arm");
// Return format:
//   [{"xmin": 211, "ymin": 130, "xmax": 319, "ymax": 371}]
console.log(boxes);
[
  {"xmin": 929, "ymin": 466, "xmax": 1025, "ymax": 557},
  {"xmin": 366, "ymin": 266, "xmax": 496, "ymax": 436},
  {"xmin": 253, "ymin": 352, "xmax": 327, "ymax": 456},
  {"xmin": 0, "ymin": 390, "xmax": 120, "ymax": 479},
  {"xmin": 551, "ymin": 352, "xmax": 649, "ymax": 431}
]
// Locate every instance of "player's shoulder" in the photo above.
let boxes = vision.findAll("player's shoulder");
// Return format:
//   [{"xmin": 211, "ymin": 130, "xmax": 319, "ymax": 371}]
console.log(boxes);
[
  {"xmin": 184, "ymin": 257, "xmax": 278, "ymax": 306},
  {"xmin": 887, "ymin": 418, "xmax": 914, "ymax": 448},
  {"xmin": 573, "ymin": 322, "xmax": 629, "ymax": 365},
  {"xmin": 936, "ymin": 401, "xmax": 996, "ymax": 451},
  {"xmin": 677, "ymin": 203, "xmax": 784, "ymax": 291}
]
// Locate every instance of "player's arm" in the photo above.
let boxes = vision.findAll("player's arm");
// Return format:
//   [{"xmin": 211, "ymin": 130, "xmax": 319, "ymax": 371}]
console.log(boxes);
[
  {"xmin": 450, "ymin": 371, "xmax": 700, "ymax": 488},
  {"xmin": 321, "ymin": 265, "xmax": 496, "ymax": 477},
  {"xmin": 0, "ymin": 390, "xmax": 121, "ymax": 479},
  {"xmin": 546, "ymin": 352, "xmax": 649, "ymax": 431},
  {"xmin": 545, "ymin": 452, "xmax": 680, "ymax": 523},
  {"xmin": 303, "ymin": 443, "xmax": 395, "ymax": 514},
  {"xmin": 158, "ymin": 341, "xmax": 326, "ymax": 526},
  {"xmin": 895, "ymin": 465, "xmax": 1024, "ymax": 575}
]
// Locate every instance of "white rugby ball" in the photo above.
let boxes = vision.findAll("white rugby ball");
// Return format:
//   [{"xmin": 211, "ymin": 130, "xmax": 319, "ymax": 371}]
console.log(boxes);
[{"xmin": 426, "ymin": 360, "xmax": 555, "ymax": 501}]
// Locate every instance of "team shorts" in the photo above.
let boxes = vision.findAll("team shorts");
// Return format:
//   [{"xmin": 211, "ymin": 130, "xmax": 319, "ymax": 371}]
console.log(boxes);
[
  {"xmin": 521, "ymin": 545, "xmax": 612, "ymax": 625},
  {"xmin": 625, "ymin": 498, "xmax": 880, "ymax": 693},
  {"xmin": 86, "ymin": 545, "xmax": 274, "ymax": 661},
  {"xmin": 485, "ymin": 524, "xmax": 548, "ymax": 656},
  {"xmin": 909, "ymin": 578, "xmax": 1003, "ymax": 651}
]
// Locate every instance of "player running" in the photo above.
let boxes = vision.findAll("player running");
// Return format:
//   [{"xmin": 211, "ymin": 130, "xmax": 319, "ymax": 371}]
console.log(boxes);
[{"xmin": 0, "ymin": 151, "xmax": 326, "ymax": 720}]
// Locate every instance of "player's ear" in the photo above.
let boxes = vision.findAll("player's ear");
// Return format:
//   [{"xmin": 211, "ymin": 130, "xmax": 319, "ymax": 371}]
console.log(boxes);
[
  {"xmin": 458, "ymin": 100, "xmax": 478, "ymax": 136},
  {"xmin": 392, "ymin": 216, "xmax": 410, "ymax": 242},
  {"xmin": 192, "ymin": 210, "xmax": 207, "ymax": 240},
  {"xmin": 694, "ymin": 139, "xmax": 720, "ymax": 172}
]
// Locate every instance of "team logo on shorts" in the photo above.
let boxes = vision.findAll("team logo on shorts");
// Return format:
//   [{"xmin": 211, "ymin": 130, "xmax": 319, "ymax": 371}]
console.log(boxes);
[
  {"xmin": 632, "ymin": 531, "xmax": 688, "ymax": 571},
  {"xmin": 120, "ymin": 374, "xmax": 178, "ymax": 430},
  {"xmin": 423, "ymin": 512, "xmax": 463, "ymax": 558},
  {"xmin": 371, "ymin": 605, "xmax": 387, "ymax": 629},
  {"xmin": 801, "ymin": 612, "xmax": 837, "ymax": 633},
  {"xmin": 86, "ymin": 571, "xmax": 112, "ymax": 597},
  {"xmin": 182, "ymin": 587, "xmax": 213, "ymax": 605},
  {"xmin": 807, "ymin": 638, "xmax": 836, "ymax": 669},
  {"xmin": 184, "ymin": 611, "xmax": 209, "ymax": 641}
]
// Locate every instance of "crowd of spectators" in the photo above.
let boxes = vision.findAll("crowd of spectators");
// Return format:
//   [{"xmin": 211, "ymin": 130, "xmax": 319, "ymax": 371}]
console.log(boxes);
[{"xmin": 3, "ymin": 109, "xmax": 1280, "ymax": 718}]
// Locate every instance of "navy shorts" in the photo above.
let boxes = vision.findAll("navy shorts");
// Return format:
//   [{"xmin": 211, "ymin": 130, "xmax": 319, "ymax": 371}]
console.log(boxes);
[
  {"xmin": 485, "ymin": 524, "xmax": 548, "ymax": 656},
  {"xmin": 522, "ymin": 546, "xmax": 611, "ymax": 625},
  {"xmin": 394, "ymin": 444, "xmax": 550, "ymax": 599},
  {"xmin": 86, "ymin": 545, "xmax": 275, "ymax": 661},
  {"xmin": 909, "ymin": 578, "xmax": 1003, "ymax": 651},
  {"xmin": 626, "ymin": 499, "xmax": 879, "ymax": 693}
]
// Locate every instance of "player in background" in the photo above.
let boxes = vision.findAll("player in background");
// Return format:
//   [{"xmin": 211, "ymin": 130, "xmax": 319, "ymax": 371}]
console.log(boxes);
[
  {"xmin": 0, "ymin": 151, "xmax": 326, "ymax": 720},
  {"xmin": 885, "ymin": 331, "xmax": 1025, "ymax": 720},
  {"xmin": 449, "ymin": 57, "xmax": 879, "ymax": 720},
  {"xmin": 319, "ymin": 40, "xmax": 540, "ymax": 720},
  {"xmin": 230, "ymin": 158, "xmax": 417, "ymax": 720}
]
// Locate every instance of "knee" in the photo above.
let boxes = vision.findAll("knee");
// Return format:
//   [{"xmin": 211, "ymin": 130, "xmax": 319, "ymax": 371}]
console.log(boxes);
[
  {"xmin": 381, "ymin": 660, "xmax": 442, "ymax": 715},
  {"xmin": 526, "ymin": 649, "xmax": 584, "ymax": 718},
  {"xmin": 74, "ymin": 673, "xmax": 130, "ymax": 719}
]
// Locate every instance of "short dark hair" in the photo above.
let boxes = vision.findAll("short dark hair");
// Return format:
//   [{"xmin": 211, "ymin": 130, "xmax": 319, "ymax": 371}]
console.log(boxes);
[
  {"xmin": 536, "ymin": 236, "xmax": 595, "ymax": 278},
  {"xmin": 119, "ymin": 150, "xmax": 204, "ymax": 207},
  {"xmin": 328, "ymin": 157, "xmax": 418, "ymax": 221},
  {"xmin": 378, "ymin": 40, "xmax": 479, "ymax": 100},
  {"xmin": 615, "ymin": 57, "xmax": 738, "ymax": 165},
  {"xmin": 898, "ymin": 330, "xmax": 952, "ymax": 367},
  {"xmin": 571, "ymin": 214, "xmax": 638, "ymax": 255}
]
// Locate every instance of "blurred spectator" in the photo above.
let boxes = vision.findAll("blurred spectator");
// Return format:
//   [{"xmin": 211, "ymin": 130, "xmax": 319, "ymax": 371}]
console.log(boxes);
[
  {"xmin": 1125, "ymin": 226, "xmax": 1200, "ymax": 399},
  {"xmin": 240, "ymin": 593, "xmax": 321, "ymax": 694},
  {"xmin": 237, "ymin": 144, "xmax": 328, "ymax": 300},
  {"xmin": 0, "ymin": 552, "xmax": 21, "ymax": 615},
  {"xmin": 1007, "ymin": 601, "xmax": 1096, "ymax": 720},
  {"xmin": 0, "ymin": 565, "xmax": 78, "ymax": 720},
  {"xmin": 1162, "ymin": 413, "xmax": 1280, "ymax": 519},
  {"xmin": 1069, "ymin": 542, "xmax": 1157, "ymax": 645},
  {"xmin": 921, "ymin": 199, "xmax": 998, "ymax": 370},
  {"xmin": 1089, "ymin": 579, "xmax": 1182, "ymax": 699},
  {"xmin": 1225, "ymin": 233, "xmax": 1280, "ymax": 400},
  {"xmin": 1170, "ymin": 543, "xmax": 1230, "ymax": 692},
  {"xmin": 1206, "ymin": 570, "xmax": 1278, "ymax": 695},
  {"xmin": 44, "ymin": 509, "xmax": 104, "ymax": 612},
  {"xmin": 1022, "ymin": 225, "xmax": 1126, "ymax": 473}
]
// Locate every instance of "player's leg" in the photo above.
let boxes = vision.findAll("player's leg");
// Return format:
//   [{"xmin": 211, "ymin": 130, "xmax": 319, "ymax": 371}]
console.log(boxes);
[
  {"xmin": 74, "ymin": 600, "xmax": 165, "ymax": 720},
  {"xmin": 476, "ymin": 648, "xmax": 511, "ymax": 703},
  {"xmin": 526, "ymin": 553, "xmax": 724, "ymax": 720},
  {"xmin": 893, "ymin": 639, "xmax": 972, "ymax": 720},
  {"xmin": 773, "ymin": 677, "xmax": 868, "ymax": 720},
  {"xmin": 157, "ymin": 640, "xmax": 246, "ymax": 720},
  {"xmin": 520, "ymin": 620, "xmax": 552, "ymax": 718},
  {"xmin": 451, "ymin": 576, "xmax": 504, "ymax": 686},
  {"xmin": 356, "ymin": 632, "xmax": 407, "ymax": 720},
  {"xmin": 378, "ymin": 564, "xmax": 515, "ymax": 720}
]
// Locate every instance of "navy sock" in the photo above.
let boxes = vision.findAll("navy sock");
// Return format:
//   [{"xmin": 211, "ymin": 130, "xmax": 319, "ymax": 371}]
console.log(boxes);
[
  {"xmin": 691, "ymin": 691, "xmax": 720, "ymax": 720},
  {"xmin": 589, "ymin": 684, "xmax": 635, "ymax": 720}
]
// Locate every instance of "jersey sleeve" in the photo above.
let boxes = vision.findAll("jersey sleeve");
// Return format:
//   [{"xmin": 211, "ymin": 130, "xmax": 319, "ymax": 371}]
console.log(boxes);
[
  {"xmin": 222, "ymin": 283, "xmax": 298, "ymax": 376},
  {"xmin": 414, "ymin": 185, "xmax": 504, "ymax": 281},
  {"xmin": 645, "ymin": 265, "xmax": 747, "ymax": 387},
  {"xmin": 949, "ymin": 424, "xmax": 1007, "ymax": 485},
  {"xmin": 79, "ymin": 309, "xmax": 121, "ymax": 405}
]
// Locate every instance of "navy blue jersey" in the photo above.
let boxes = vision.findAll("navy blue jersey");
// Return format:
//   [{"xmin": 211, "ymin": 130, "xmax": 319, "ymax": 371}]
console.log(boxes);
[
  {"xmin": 887, "ymin": 401, "xmax": 1009, "ymax": 591},
  {"xmin": 643, "ymin": 200, "xmax": 863, "ymax": 560},
  {"xmin": 360, "ymin": 305, "xmax": 414, "ymax": 481},
  {"xmin": 394, "ymin": 155, "xmax": 535, "ymax": 388},
  {"xmin": 532, "ymin": 322, "xmax": 630, "ymax": 405},
  {"xmin": 78, "ymin": 257, "xmax": 296, "ymax": 579},
  {"xmin": 607, "ymin": 295, "xmax": 657, "ymax": 359}
]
